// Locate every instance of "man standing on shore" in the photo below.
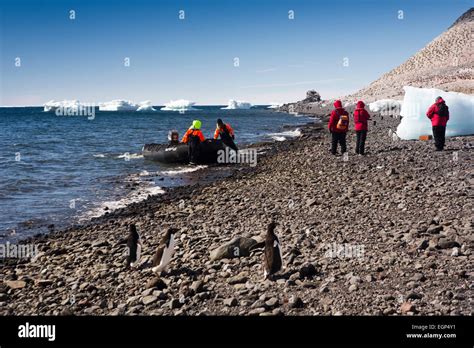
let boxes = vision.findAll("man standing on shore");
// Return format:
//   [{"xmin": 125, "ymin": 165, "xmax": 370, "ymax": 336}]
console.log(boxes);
[
  {"xmin": 426, "ymin": 96, "xmax": 450, "ymax": 151},
  {"xmin": 328, "ymin": 100, "xmax": 349, "ymax": 155}
]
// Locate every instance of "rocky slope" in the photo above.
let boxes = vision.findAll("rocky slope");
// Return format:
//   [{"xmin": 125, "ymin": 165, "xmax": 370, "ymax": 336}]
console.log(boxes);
[
  {"xmin": 346, "ymin": 7, "xmax": 474, "ymax": 102},
  {"xmin": 1, "ymin": 113, "xmax": 472, "ymax": 316}
]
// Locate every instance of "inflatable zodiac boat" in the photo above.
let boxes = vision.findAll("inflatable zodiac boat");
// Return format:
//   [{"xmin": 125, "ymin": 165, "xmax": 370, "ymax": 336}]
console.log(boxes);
[{"xmin": 142, "ymin": 139, "xmax": 226, "ymax": 164}]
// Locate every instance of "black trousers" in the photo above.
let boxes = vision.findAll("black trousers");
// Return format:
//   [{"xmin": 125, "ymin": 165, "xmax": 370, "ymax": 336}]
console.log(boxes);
[
  {"xmin": 331, "ymin": 132, "xmax": 347, "ymax": 155},
  {"xmin": 188, "ymin": 141, "xmax": 200, "ymax": 163},
  {"xmin": 355, "ymin": 130, "xmax": 367, "ymax": 155},
  {"xmin": 432, "ymin": 126, "xmax": 446, "ymax": 150}
]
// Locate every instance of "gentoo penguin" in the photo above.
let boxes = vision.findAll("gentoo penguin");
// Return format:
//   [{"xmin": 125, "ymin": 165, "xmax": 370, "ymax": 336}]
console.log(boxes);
[
  {"xmin": 126, "ymin": 224, "xmax": 142, "ymax": 268},
  {"xmin": 151, "ymin": 228, "xmax": 177, "ymax": 274},
  {"xmin": 263, "ymin": 221, "xmax": 282, "ymax": 280}
]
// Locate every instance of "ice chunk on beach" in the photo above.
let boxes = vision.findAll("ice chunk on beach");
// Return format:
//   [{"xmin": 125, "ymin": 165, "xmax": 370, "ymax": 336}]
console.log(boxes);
[
  {"xmin": 136, "ymin": 101, "xmax": 156, "ymax": 112},
  {"xmin": 99, "ymin": 100, "xmax": 140, "ymax": 111},
  {"xmin": 397, "ymin": 86, "xmax": 474, "ymax": 140},
  {"xmin": 221, "ymin": 99, "xmax": 253, "ymax": 110},
  {"xmin": 44, "ymin": 100, "xmax": 83, "ymax": 112},
  {"xmin": 161, "ymin": 99, "xmax": 198, "ymax": 111},
  {"xmin": 369, "ymin": 99, "xmax": 402, "ymax": 114},
  {"xmin": 268, "ymin": 128, "xmax": 302, "ymax": 141}
]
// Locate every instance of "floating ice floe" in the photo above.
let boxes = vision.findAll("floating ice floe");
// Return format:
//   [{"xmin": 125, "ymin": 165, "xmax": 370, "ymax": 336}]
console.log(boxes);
[
  {"xmin": 397, "ymin": 86, "xmax": 474, "ymax": 140},
  {"xmin": 99, "ymin": 100, "xmax": 141, "ymax": 111},
  {"xmin": 369, "ymin": 99, "xmax": 403, "ymax": 114},
  {"xmin": 161, "ymin": 99, "xmax": 198, "ymax": 111},
  {"xmin": 221, "ymin": 99, "xmax": 253, "ymax": 110}
]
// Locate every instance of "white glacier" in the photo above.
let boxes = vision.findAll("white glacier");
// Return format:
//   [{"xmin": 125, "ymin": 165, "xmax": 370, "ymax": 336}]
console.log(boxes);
[
  {"xmin": 369, "ymin": 99, "xmax": 402, "ymax": 113},
  {"xmin": 161, "ymin": 99, "xmax": 198, "ymax": 111},
  {"xmin": 397, "ymin": 86, "xmax": 474, "ymax": 140},
  {"xmin": 221, "ymin": 99, "xmax": 253, "ymax": 110}
]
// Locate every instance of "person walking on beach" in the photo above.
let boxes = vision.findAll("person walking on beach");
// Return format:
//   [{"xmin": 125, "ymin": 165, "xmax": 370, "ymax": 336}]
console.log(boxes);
[
  {"xmin": 182, "ymin": 120, "xmax": 205, "ymax": 164},
  {"xmin": 328, "ymin": 100, "xmax": 349, "ymax": 155},
  {"xmin": 214, "ymin": 118, "xmax": 238, "ymax": 151},
  {"xmin": 426, "ymin": 96, "xmax": 449, "ymax": 151},
  {"xmin": 353, "ymin": 100, "xmax": 371, "ymax": 155}
]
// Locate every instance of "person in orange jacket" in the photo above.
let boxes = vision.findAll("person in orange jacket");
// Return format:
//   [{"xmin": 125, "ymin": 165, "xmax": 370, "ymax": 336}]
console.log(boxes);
[
  {"xmin": 214, "ymin": 118, "xmax": 238, "ymax": 151},
  {"xmin": 181, "ymin": 120, "xmax": 205, "ymax": 164}
]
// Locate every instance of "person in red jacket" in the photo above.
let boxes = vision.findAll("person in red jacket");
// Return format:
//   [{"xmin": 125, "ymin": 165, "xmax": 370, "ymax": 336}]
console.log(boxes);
[
  {"xmin": 353, "ymin": 100, "xmax": 371, "ymax": 155},
  {"xmin": 328, "ymin": 100, "xmax": 349, "ymax": 155},
  {"xmin": 426, "ymin": 96, "xmax": 450, "ymax": 151}
]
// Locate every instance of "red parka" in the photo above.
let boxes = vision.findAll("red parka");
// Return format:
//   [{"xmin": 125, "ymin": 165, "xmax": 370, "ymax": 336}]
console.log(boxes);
[
  {"xmin": 426, "ymin": 98, "xmax": 449, "ymax": 127},
  {"xmin": 328, "ymin": 100, "xmax": 349, "ymax": 133},
  {"xmin": 353, "ymin": 101, "xmax": 371, "ymax": 131}
]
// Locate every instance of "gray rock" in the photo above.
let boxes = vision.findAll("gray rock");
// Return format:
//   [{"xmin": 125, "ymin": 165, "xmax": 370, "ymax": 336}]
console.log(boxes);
[
  {"xmin": 224, "ymin": 297, "xmax": 238, "ymax": 307},
  {"xmin": 146, "ymin": 277, "xmax": 167, "ymax": 290},
  {"xmin": 437, "ymin": 239, "xmax": 461, "ymax": 249},
  {"xmin": 142, "ymin": 295, "xmax": 158, "ymax": 305},
  {"xmin": 289, "ymin": 296, "xmax": 304, "ymax": 308},
  {"xmin": 299, "ymin": 263, "xmax": 318, "ymax": 279},
  {"xmin": 209, "ymin": 237, "xmax": 258, "ymax": 261},
  {"xmin": 228, "ymin": 272, "xmax": 249, "ymax": 285},
  {"xmin": 190, "ymin": 280, "xmax": 205, "ymax": 294}
]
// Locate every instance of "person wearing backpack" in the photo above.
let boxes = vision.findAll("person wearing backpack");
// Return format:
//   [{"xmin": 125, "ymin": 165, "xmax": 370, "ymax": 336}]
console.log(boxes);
[
  {"xmin": 426, "ymin": 97, "xmax": 450, "ymax": 151},
  {"xmin": 182, "ymin": 120, "xmax": 205, "ymax": 164},
  {"xmin": 214, "ymin": 118, "xmax": 238, "ymax": 151},
  {"xmin": 328, "ymin": 100, "xmax": 349, "ymax": 155},
  {"xmin": 353, "ymin": 100, "xmax": 371, "ymax": 155}
]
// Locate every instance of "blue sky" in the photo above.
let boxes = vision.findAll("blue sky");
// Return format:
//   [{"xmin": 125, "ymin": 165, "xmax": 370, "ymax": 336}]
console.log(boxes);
[{"xmin": 0, "ymin": 0, "xmax": 471, "ymax": 106}]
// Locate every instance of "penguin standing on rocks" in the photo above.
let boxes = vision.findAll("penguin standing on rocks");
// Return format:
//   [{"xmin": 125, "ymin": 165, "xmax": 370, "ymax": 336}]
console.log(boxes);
[
  {"xmin": 263, "ymin": 221, "xmax": 282, "ymax": 280},
  {"xmin": 151, "ymin": 228, "xmax": 177, "ymax": 274},
  {"xmin": 126, "ymin": 224, "xmax": 142, "ymax": 268}
]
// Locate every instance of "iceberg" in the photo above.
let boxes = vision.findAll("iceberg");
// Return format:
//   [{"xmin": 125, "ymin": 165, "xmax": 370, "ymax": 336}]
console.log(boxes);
[
  {"xmin": 44, "ymin": 100, "xmax": 83, "ymax": 112},
  {"xmin": 397, "ymin": 86, "xmax": 474, "ymax": 140},
  {"xmin": 161, "ymin": 99, "xmax": 198, "ymax": 111},
  {"xmin": 221, "ymin": 99, "xmax": 253, "ymax": 110},
  {"xmin": 369, "ymin": 99, "xmax": 402, "ymax": 114},
  {"xmin": 136, "ymin": 101, "xmax": 156, "ymax": 112},
  {"xmin": 99, "ymin": 100, "xmax": 140, "ymax": 111}
]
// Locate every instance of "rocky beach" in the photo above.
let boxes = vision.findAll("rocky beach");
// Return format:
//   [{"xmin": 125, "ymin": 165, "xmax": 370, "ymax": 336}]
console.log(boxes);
[{"xmin": 1, "ymin": 106, "xmax": 472, "ymax": 316}]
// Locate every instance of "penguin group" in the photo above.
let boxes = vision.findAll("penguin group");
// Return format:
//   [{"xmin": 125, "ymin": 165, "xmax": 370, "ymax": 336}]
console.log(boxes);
[{"xmin": 125, "ymin": 221, "xmax": 283, "ymax": 280}]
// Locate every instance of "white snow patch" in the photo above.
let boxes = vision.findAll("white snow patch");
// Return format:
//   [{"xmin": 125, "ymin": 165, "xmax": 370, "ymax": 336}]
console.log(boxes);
[
  {"xmin": 221, "ymin": 99, "xmax": 253, "ymax": 110},
  {"xmin": 397, "ymin": 86, "xmax": 474, "ymax": 140},
  {"xmin": 161, "ymin": 99, "xmax": 198, "ymax": 111}
]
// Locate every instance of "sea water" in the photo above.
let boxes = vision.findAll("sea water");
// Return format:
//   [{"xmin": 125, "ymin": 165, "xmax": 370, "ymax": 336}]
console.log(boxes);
[{"xmin": 0, "ymin": 106, "xmax": 313, "ymax": 240}]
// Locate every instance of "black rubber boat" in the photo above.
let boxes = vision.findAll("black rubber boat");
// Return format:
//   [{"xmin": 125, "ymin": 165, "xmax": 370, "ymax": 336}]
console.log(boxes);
[{"xmin": 142, "ymin": 139, "xmax": 227, "ymax": 164}]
